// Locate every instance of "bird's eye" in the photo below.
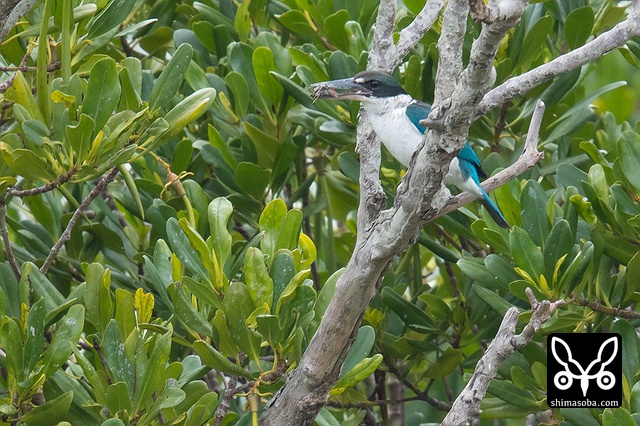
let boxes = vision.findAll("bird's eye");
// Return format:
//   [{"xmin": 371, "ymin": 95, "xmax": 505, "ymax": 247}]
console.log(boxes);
[{"xmin": 368, "ymin": 80, "xmax": 380, "ymax": 89}]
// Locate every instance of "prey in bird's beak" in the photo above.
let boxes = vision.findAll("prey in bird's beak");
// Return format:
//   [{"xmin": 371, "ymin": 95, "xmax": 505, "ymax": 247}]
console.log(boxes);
[{"xmin": 310, "ymin": 78, "xmax": 372, "ymax": 102}]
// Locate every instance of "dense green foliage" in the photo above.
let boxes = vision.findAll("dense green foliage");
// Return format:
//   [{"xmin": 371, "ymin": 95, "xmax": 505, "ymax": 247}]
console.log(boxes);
[{"xmin": 1, "ymin": 0, "xmax": 640, "ymax": 424}]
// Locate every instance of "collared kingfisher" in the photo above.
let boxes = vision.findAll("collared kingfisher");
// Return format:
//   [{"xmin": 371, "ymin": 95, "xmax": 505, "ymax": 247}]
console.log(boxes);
[{"xmin": 310, "ymin": 70, "xmax": 509, "ymax": 229}]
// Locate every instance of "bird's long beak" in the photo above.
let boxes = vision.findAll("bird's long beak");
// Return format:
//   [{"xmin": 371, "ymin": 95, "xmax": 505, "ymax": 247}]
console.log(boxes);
[{"xmin": 310, "ymin": 78, "xmax": 371, "ymax": 101}]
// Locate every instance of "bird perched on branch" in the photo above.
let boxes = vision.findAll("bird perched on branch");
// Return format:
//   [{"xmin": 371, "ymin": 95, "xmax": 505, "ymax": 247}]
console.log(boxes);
[{"xmin": 310, "ymin": 70, "xmax": 509, "ymax": 229}]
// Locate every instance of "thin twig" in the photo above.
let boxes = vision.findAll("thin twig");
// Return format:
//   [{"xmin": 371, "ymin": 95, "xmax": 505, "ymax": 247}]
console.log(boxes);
[
  {"xmin": 327, "ymin": 395, "xmax": 424, "ymax": 408},
  {"xmin": 0, "ymin": 50, "xmax": 30, "ymax": 94},
  {"xmin": 0, "ymin": 197, "xmax": 21, "ymax": 279},
  {"xmin": 0, "ymin": 62, "xmax": 61, "ymax": 72},
  {"xmin": 575, "ymin": 297, "xmax": 640, "ymax": 319},
  {"xmin": 384, "ymin": 355, "xmax": 452, "ymax": 412},
  {"xmin": 8, "ymin": 168, "xmax": 76, "ymax": 197},
  {"xmin": 40, "ymin": 167, "xmax": 119, "ymax": 274},
  {"xmin": 214, "ymin": 376, "xmax": 239, "ymax": 426}
]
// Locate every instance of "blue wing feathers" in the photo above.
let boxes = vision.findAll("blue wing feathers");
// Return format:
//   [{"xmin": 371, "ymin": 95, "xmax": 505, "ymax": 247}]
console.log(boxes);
[{"xmin": 405, "ymin": 101, "xmax": 431, "ymax": 134}]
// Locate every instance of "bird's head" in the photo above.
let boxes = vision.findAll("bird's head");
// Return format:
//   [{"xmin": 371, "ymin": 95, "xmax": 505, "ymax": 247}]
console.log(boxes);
[{"xmin": 310, "ymin": 71, "xmax": 406, "ymax": 103}]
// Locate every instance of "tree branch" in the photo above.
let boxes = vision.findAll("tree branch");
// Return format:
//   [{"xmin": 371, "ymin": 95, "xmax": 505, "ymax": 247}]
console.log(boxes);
[
  {"xmin": 478, "ymin": 5, "xmax": 640, "ymax": 116},
  {"xmin": 574, "ymin": 296, "xmax": 640, "ymax": 320},
  {"xmin": 441, "ymin": 289, "xmax": 562, "ymax": 425},
  {"xmin": 433, "ymin": 0, "xmax": 468, "ymax": 106},
  {"xmin": 40, "ymin": 167, "xmax": 119, "ymax": 274},
  {"xmin": 8, "ymin": 168, "xmax": 76, "ymax": 197}
]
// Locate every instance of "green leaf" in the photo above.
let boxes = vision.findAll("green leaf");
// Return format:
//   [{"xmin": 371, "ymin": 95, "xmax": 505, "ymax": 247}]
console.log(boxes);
[
  {"xmin": 11, "ymin": 71, "xmax": 45, "ymax": 123},
  {"xmin": 22, "ymin": 262, "xmax": 65, "ymax": 313},
  {"xmin": 135, "ymin": 331, "xmax": 172, "ymax": 412},
  {"xmin": 487, "ymin": 379, "xmax": 539, "ymax": 408},
  {"xmin": 1, "ymin": 147, "xmax": 57, "ymax": 181},
  {"xmin": 234, "ymin": 0, "xmax": 251, "ymax": 41},
  {"xmin": 517, "ymin": 16, "xmax": 554, "ymax": 68},
  {"xmin": 102, "ymin": 319, "xmax": 134, "ymax": 387},
  {"xmin": 192, "ymin": 340, "xmax": 252, "ymax": 378},
  {"xmin": 542, "ymin": 219, "xmax": 573, "ymax": 280},
  {"xmin": 424, "ymin": 348, "xmax": 463, "ymax": 379},
  {"xmin": 618, "ymin": 131, "xmax": 640, "ymax": 190},
  {"xmin": 139, "ymin": 385, "xmax": 185, "ymax": 424},
  {"xmin": 558, "ymin": 241, "xmax": 594, "ymax": 293},
  {"xmin": 21, "ymin": 391, "xmax": 73, "ymax": 425},
  {"xmin": 225, "ymin": 71, "xmax": 250, "ymax": 119},
  {"xmin": 602, "ymin": 408, "xmax": 635, "ymax": 426},
  {"xmin": 87, "ymin": 0, "xmax": 136, "ymax": 39},
  {"xmin": 253, "ymin": 46, "xmax": 282, "ymax": 105},
  {"xmin": 166, "ymin": 217, "xmax": 209, "ymax": 282},
  {"xmin": 270, "ymin": 71, "xmax": 314, "ymax": 107},
  {"xmin": 84, "ymin": 263, "xmax": 113, "ymax": 335},
  {"xmin": 42, "ymin": 305, "xmax": 85, "ymax": 377},
  {"xmin": 66, "ymin": 114, "xmax": 95, "ymax": 162},
  {"xmin": 223, "ymin": 282, "xmax": 261, "ymax": 364},
  {"xmin": 520, "ymin": 180, "xmax": 549, "ymax": 247},
  {"xmin": 331, "ymin": 354, "xmax": 382, "ymax": 395},
  {"xmin": 184, "ymin": 392, "xmax": 219, "ymax": 426},
  {"xmin": 178, "ymin": 217, "xmax": 216, "ymax": 282},
  {"xmin": 24, "ymin": 299, "xmax": 46, "ymax": 373},
  {"xmin": 0, "ymin": 317, "xmax": 24, "ymax": 383},
  {"xmin": 271, "ymin": 249, "xmax": 296, "ymax": 313},
  {"xmin": 259, "ymin": 198, "xmax": 288, "ymax": 258},
  {"xmin": 255, "ymin": 314, "xmax": 281, "ymax": 347},
  {"xmin": 114, "ymin": 289, "xmax": 136, "ymax": 340},
  {"xmin": 509, "ymin": 226, "xmax": 544, "ymax": 285},
  {"xmin": 161, "ymin": 88, "xmax": 216, "ymax": 137},
  {"xmin": 208, "ymin": 197, "xmax": 233, "ymax": 272},
  {"xmin": 380, "ymin": 287, "xmax": 435, "ymax": 333},
  {"xmin": 106, "ymin": 382, "xmax": 132, "ymax": 415},
  {"xmin": 83, "ymin": 57, "xmax": 121, "ymax": 131},
  {"xmin": 611, "ymin": 320, "xmax": 639, "ymax": 384},
  {"xmin": 472, "ymin": 285, "xmax": 515, "ymax": 316},
  {"xmin": 149, "ymin": 43, "xmax": 193, "ymax": 112},
  {"xmin": 340, "ymin": 326, "xmax": 375, "ymax": 378},
  {"xmin": 235, "ymin": 162, "xmax": 270, "ymax": 198},
  {"xmin": 275, "ymin": 209, "xmax": 303, "ymax": 253},
  {"xmin": 564, "ymin": 6, "xmax": 594, "ymax": 49},
  {"xmin": 314, "ymin": 268, "xmax": 343, "ymax": 322},
  {"xmin": 244, "ymin": 247, "xmax": 274, "ymax": 309},
  {"xmin": 242, "ymin": 121, "xmax": 279, "ymax": 169},
  {"xmin": 168, "ymin": 283, "xmax": 214, "ymax": 337}
]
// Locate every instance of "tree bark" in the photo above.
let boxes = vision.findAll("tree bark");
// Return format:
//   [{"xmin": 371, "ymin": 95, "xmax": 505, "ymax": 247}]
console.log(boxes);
[{"xmin": 0, "ymin": 0, "xmax": 36, "ymax": 42}]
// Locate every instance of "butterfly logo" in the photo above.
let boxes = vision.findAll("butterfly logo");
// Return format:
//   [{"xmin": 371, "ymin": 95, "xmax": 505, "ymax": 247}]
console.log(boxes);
[{"xmin": 551, "ymin": 336, "xmax": 617, "ymax": 397}]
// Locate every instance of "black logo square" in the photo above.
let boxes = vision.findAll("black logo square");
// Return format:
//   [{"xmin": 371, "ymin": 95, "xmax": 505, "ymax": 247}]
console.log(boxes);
[{"xmin": 547, "ymin": 333, "xmax": 622, "ymax": 408}]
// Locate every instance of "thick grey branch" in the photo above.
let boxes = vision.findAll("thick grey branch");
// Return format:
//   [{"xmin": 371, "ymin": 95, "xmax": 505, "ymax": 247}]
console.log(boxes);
[
  {"xmin": 369, "ymin": 0, "xmax": 398, "ymax": 72},
  {"xmin": 0, "ymin": 0, "xmax": 36, "ymax": 42},
  {"xmin": 354, "ymin": 115, "xmax": 386, "ymax": 236},
  {"xmin": 478, "ymin": 6, "xmax": 640, "ymax": 115},
  {"xmin": 441, "ymin": 289, "xmax": 562, "ymax": 426},
  {"xmin": 433, "ymin": 0, "xmax": 469, "ymax": 106}
]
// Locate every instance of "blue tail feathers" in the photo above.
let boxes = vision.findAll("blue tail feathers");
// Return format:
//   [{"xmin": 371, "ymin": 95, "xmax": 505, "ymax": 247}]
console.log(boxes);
[{"xmin": 479, "ymin": 190, "xmax": 509, "ymax": 229}]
